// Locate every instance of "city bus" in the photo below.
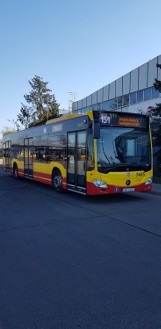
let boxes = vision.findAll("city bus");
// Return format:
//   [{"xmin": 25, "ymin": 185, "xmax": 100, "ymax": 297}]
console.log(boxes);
[{"xmin": 2, "ymin": 110, "xmax": 153, "ymax": 195}]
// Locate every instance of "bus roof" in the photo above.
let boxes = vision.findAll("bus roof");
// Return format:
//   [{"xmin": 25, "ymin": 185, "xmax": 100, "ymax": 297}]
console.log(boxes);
[{"xmin": 46, "ymin": 113, "xmax": 83, "ymax": 124}]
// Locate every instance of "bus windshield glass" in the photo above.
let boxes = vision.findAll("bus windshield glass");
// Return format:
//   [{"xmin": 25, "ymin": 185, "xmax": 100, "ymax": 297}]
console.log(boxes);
[{"xmin": 97, "ymin": 127, "xmax": 151, "ymax": 173}]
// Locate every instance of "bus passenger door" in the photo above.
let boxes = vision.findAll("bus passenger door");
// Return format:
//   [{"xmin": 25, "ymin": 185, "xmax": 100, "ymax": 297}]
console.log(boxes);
[
  {"xmin": 4, "ymin": 141, "xmax": 12, "ymax": 172},
  {"xmin": 24, "ymin": 138, "xmax": 33, "ymax": 178},
  {"xmin": 67, "ymin": 131, "xmax": 87, "ymax": 193}
]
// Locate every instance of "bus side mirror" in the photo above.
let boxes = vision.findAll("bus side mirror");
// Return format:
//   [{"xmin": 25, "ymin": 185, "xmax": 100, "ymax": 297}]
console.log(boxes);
[{"xmin": 93, "ymin": 111, "xmax": 100, "ymax": 139}]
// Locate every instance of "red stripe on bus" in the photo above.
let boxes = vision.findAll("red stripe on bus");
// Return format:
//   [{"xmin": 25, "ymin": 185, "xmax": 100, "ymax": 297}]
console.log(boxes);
[
  {"xmin": 18, "ymin": 169, "xmax": 24, "ymax": 177},
  {"xmin": 18, "ymin": 169, "xmax": 24, "ymax": 173},
  {"xmin": 34, "ymin": 176, "xmax": 52, "ymax": 185},
  {"xmin": 33, "ymin": 171, "xmax": 51, "ymax": 179}
]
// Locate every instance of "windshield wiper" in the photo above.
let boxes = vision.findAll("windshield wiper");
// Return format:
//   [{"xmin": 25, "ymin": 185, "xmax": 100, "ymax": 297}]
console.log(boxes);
[
  {"xmin": 100, "ymin": 137, "xmax": 111, "ymax": 163},
  {"xmin": 98, "ymin": 163, "xmax": 151, "ymax": 173}
]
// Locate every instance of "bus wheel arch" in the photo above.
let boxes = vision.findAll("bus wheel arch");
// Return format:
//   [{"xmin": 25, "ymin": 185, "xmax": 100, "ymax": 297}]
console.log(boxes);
[
  {"xmin": 13, "ymin": 163, "xmax": 19, "ymax": 179},
  {"xmin": 52, "ymin": 168, "xmax": 63, "ymax": 192}
]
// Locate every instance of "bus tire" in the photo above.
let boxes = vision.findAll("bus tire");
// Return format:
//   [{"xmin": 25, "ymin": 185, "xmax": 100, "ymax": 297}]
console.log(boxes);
[
  {"xmin": 13, "ymin": 163, "xmax": 19, "ymax": 179},
  {"xmin": 52, "ymin": 169, "xmax": 63, "ymax": 192}
]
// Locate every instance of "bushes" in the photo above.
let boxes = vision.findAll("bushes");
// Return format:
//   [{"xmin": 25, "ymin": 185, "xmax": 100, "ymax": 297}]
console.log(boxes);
[{"xmin": 153, "ymin": 165, "xmax": 161, "ymax": 183}]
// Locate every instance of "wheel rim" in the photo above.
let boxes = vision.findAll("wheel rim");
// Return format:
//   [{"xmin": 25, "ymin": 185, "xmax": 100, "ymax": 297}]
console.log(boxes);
[{"xmin": 53, "ymin": 172, "xmax": 62, "ymax": 191}]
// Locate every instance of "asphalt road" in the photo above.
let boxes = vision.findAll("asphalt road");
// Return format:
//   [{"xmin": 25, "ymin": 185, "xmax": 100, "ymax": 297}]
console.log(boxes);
[{"xmin": 0, "ymin": 165, "xmax": 161, "ymax": 329}]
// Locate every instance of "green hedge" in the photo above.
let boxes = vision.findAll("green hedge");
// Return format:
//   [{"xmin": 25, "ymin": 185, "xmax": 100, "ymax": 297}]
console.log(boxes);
[{"xmin": 153, "ymin": 165, "xmax": 161, "ymax": 183}]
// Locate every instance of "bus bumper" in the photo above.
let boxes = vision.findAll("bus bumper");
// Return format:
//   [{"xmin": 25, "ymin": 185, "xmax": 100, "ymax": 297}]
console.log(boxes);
[{"xmin": 86, "ymin": 182, "xmax": 152, "ymax": 195}]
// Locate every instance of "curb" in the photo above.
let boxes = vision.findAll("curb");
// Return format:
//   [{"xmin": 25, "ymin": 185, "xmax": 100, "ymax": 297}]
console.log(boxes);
[
  {"xmin": 147, "ymin": 191, "xmax": 161, "ymax": 196},
  {"xmin": 147, "ymin": 183, "xmax": 161, "ymax": 196}
]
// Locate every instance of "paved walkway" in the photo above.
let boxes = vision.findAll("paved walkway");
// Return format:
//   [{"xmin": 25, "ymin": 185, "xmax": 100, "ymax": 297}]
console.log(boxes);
[{"xmin": 149, "ymin": 182, "xmax": 161, "ymax": 196}]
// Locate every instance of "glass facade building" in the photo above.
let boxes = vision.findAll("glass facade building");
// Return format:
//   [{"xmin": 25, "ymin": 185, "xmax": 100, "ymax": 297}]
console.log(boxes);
[{"xmin": 72, "ymin": 55, "xmax": 161, "ymax": 116}]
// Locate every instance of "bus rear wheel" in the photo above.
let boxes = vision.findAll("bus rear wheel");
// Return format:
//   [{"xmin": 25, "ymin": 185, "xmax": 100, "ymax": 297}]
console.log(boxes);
[
  {"xmin": 13, "ymin": 164, "xmax": 19, "ymax": 179},
  {"xmin": 52, "ymin": 169, "xmax": 63, "ymax": 192}
]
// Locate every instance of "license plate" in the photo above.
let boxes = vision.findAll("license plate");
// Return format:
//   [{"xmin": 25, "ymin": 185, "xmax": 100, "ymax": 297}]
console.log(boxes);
[{"xmin": 122, "ymin": 188, "xmax": 135, "ymax": 192}]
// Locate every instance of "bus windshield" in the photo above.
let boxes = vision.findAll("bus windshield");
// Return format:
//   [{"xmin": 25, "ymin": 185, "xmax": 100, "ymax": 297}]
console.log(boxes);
[{"xmin": 97, "ymin": 127, "xmax": 151, "ymax": 173}]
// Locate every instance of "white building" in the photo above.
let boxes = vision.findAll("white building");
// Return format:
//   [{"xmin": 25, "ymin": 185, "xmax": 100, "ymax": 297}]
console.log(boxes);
[
  {"xmin": 72, "ymin": 55, "xmax": 161, "ymax": 116},
  {"xmin": 59, "ymin": 109, "xmax": 71, "ymax": 116}
]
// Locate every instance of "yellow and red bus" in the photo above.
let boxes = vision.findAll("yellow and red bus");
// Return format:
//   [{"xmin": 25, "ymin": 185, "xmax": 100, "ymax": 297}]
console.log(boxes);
[{"xmin": 2, "ymin": 110, "xmax": 153, "ymax": 195}]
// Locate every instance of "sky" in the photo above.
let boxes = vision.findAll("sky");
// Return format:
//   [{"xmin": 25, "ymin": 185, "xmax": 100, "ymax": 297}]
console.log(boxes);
[{"xmin": 0, "ymin": 0, "xmax": 161, "ymax": 136}]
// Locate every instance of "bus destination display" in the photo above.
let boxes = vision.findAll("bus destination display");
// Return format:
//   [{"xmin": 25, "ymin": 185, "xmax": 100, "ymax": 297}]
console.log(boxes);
[{"xmin": 100, "ymin": 112, "xmax": 148, "ymax": 128}]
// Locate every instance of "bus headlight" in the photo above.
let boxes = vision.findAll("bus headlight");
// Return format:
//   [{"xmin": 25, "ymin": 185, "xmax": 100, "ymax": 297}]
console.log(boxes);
[
  {"xmin": 92, "ymin": 180, "xmax": 108, "ymax": 188},
  {"xmin": 145, "ymin": 178, "xmax": 152, "ymax": 185}
]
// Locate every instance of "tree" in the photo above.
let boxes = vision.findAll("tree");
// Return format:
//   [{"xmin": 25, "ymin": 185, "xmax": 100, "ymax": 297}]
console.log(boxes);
[
  {"xmin": 152, "ymin": 63, "xmax": 161, "ymax": 146},
  {"xmin": 153, "ymin": 63, "xmax": 161, "ymax": 116},
  {"xmin": 17, "ymin": 75, "xmax": 60, "ymax": 128},
  {"xmin": 17, "ymin": 104, "xmax": 33, "ymax": 129}
]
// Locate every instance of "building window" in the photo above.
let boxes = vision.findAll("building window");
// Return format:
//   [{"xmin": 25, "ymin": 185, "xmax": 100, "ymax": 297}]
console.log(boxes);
[
  {"xmin": 122, "ymin": 94, "xmax": 129, "ymax": 107},
  {"xmin": 107, "ymin": 99, "xmax": 117, "ymax": 110},
  {"xmin": 117, "ymin": 96, "xmax": 122, "ymax": 108},
  {"xmin": 91, "ymin": 104, "xmax": 98, "ymax": 111},
  {"xmin": 85, "ymin": 107, "xmax": 90, "ymax": 113},
  {"xmin": 144, "ymin": 88, "xmax": 152, "ymax": 101},
  {"xmin": 152, "ymin": 87, "xmax": 159, "ymax": 99},
  {"xmin": 130, "ymin": 92, "xmax": 137, "ymax": 105},
  {"xmin": 137, "ymin": 90, "xmax": 143, "ymax": 103},
  {"xmin": 102, "ymin": 101, "xmax": 108, "ymax": 111}
]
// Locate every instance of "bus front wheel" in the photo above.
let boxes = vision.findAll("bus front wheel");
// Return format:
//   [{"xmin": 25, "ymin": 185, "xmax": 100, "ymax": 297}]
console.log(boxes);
[
  {"xmin": 13, "ymin": 164, "xmax": 19, "ymax": 179},
  {"xmin": 52, "ymin": 169, "xmax": 63, "ymax": 192}
]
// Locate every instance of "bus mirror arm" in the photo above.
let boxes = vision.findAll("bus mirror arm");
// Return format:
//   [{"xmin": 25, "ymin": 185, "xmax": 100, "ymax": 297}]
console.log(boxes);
[
  {"xmin": 93, "ymin": 121, "xmax": 100, "ymax": 139},
  {"xmin": 93, "ymin": 111, "xmax": 100, "ymax": 139}
]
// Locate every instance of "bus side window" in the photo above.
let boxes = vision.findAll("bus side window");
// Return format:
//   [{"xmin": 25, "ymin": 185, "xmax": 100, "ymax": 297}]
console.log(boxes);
[
  {"xmin": 35, "ymin": 148, "xmax": 44, "ymax": 160},
  {"xmin": 44, "ymin": 147, "xmax": 51, "ymax": 161},
  {"xmin": 3, "ymin": 147, "xmax": 6, "ymax": 157},
  {"xmin": 87, "ymin": 131, "xmax": 94, "ymax": 170}
]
